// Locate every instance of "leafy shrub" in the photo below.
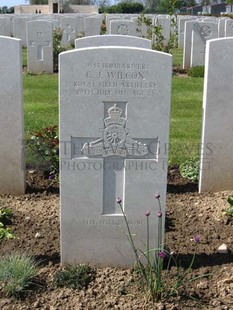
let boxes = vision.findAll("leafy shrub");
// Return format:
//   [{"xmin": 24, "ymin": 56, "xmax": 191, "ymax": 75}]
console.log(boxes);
[
  {"xmin": 179, "ymin": 158, "xmax": 199, "ymax": 182},
  {"xmin": 53, "ymin": 28, "xmax": 66, "ymax": 73},
  {"xmin": 0, "ymin": 254, "xmax": 38, "ymax": 297},
  {"xmin": 54, "ymin": 264, "xmax": 96, "ymax": 290},
  {"xmin": 188, "ymin": 66, "xmax": 205, "ymax": 78},
  {"xmin": 100, "ymin": 2, "xmax": 144, "ymax": 13},
  {"xmin": 29, "ymin": 125, "xmax": 59, "ymax": 179},
  {"xmin": 136, "ymin": 13, "xmax": 172, "ymax": 52}
]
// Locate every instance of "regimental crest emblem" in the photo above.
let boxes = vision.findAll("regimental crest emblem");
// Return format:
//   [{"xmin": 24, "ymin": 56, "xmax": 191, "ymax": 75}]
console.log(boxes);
[{"xmin": 81, "ymin": 104, "xmax": 148, "ymax": 158}]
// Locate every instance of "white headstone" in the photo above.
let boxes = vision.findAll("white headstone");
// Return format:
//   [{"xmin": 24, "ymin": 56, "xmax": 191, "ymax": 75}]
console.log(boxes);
[
  {"xmin": 191, "ymin": 22, "xmax": 218, "ymax": 67},
  {"xmin": 218, "ymin": 17, "xmax": 229, "ymax": 37},
  {"xmin": 0, "ymin": 18, "xmax": 5, "ymax": 36},
  {"xmin": 155, "ymin": 16, "xmax": 171, "ymax": 46},
  {"xmin": 178, "ymin": 17, "xmax": 195, "ymax": 49},
  {"xmin": 84, "ymin": 16, "xmax": 101, "ymax": 37},
  {"xmin": 75, "ymin": 35, "xmax": 152, "ymax": 49},
  {"xmin": 1, "ymin": 16, "xmax": 11, "ymax": 37},
  {"xmin": 27, "ymin": 20, "xmax": 53, "ymax": 74},
  {"xmin": 199, "ymin": 38, "xmax": 233, "ymax": 192},
  {"xmin": 183, "ymin": 20, "xmax": 196, "ymax": 69},
  {"xmin": 0, "ymin": 36, "xmax": 25, "ymax": 194},
  {"xmin": 110, "ymin": 19, "xmax": 137, "ymax": 37},
  {"xmin": 225, "ymin": 19, "xmax": 233, "ymax": 37},
  {"xmin": 13, "ymin": 16, "xmax": 30, "ymax": 47},
  {"xmin": 61, "ymin": 17, "xmax": 77, "ymax": 47},
  {"xmin": 76, "ymin": 16, "xmax": 85, "ymax": 37},
  {"xmin": 106, "ymin": 16, "xmax": 123, "ymax": 34},
  {"xmin": 59, "ymin": 46, "xmax": 172, "ymax": 267}
]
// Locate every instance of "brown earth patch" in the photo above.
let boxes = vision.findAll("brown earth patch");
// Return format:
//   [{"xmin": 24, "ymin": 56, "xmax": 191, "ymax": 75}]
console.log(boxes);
[{"xmin": 0, "ymin": 168, "xmax": 232, "ymax": 309}]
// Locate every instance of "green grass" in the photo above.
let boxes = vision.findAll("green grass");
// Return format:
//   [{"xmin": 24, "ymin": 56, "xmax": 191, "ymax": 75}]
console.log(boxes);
[
  {"xmin": 0, "ymin": 253, "xmax": 38, "ymax": 297},
  {"xmin": 23, "ymin": 48, "xmax": 204, "ymax": 166},
  {"xmin": 24, "ymin": 73, "xmax": 58, "ymax": 138},
  {"xmin": 170, "ymin": 76, "xmax": 203, "ymax": 164},
  {"xmin": 170, "ymin": 48, "xmax": 183, "ymax": 67},
  {"xmin": 22, "ymin": 47, "xmax": 27, "ymax": 68}
]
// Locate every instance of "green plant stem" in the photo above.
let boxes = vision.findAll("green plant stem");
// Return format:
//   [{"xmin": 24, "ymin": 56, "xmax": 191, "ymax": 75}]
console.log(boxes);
[
  {"xmin": 147, "ymin": 216, "xmax": 150, "ymax": 266},
  {"xmin": 156, "ymin": 198, "xmax": 163, "ymax": 299},
  {"xmin": 118, "ymin": 202, "xmax": 147, "ymax": 284}
]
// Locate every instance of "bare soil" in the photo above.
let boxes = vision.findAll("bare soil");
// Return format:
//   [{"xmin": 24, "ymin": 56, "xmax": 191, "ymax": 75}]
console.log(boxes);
[{"xmin": 0, "ymin": 168, "xmax": 232, "ymax": 310}]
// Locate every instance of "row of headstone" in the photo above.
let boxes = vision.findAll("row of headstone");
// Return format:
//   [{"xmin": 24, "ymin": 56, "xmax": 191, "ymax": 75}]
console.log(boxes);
[
  {"xmin": 181, "ymin": 16, "xmax": 233, "ymax": 68},
  {"xmin": 0, "ymin": 13, "xmax": 175, "ymax": 47},
  {"xmin": 1, "ymin": 32, "xmax": 233, "ymax": 267},
  {"xmin": 1, "ymin": 13, "xmax": 233, "ymax": 48},
  {"xmin": 25, "ymin": 13, "xmax": 172, "ymax": 73}
]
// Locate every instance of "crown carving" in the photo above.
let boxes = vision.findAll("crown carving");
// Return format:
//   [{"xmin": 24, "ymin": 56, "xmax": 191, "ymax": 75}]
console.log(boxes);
[{"xmin": 108, "ymin": 104, "xmax": 122, "ymax": 118}]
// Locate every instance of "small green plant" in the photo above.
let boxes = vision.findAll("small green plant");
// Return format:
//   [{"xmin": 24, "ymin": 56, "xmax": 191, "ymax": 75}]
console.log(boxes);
[
  {"xmin": 225, "ymin": 196, "xmax": 233, "ymax": 217},
  {"xmin": 188, "ymin": 66, "xmax": 205, "ymax": 78},
  {"xmin": 53, "ymin": 28, "xmax": 66, "ymax": 73},
  {"xmin": 116, "ymin": 195, "xmax": 207, "ymax": 302},
  {"xmin": 0, "ymin": 206, "xmax": 15, "ymax": 240},
  {"xmin": 179, "ymin": 157, "xmax": 199, "ymax": 182},
  {"xmin": 77, "ymin": 31, "xmax": 84, "ymax": 38},
  {"xmin": 0, "ymin": 222, "xmax": 15, "ymax": 239},
  {"xmin": 29, "ymin": 125, "xmax": 59, "ymax": 179},
  {"xmin": 0, "ymin": 207, "xmax": 13, "ymax": 225},
  {"xmin": 0, "ymin": 253, "xmax": 38, "ymax": 298},
  {"xmin": 54, "ymin": 264, "xmax": 96, "ymax": 290},
  {"xmin": 101, "ymin": 19, "xmax": 106, "ymax": 35}
]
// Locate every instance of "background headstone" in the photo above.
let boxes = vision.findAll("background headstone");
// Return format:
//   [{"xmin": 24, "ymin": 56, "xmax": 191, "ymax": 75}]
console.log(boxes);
[
  {"xmin": 110, "ymin": 19, "xmax": 137, "ymax": 37},
  {"xmin": 199, "ymin": 37, "xmax": 233, "ymax": 192},
  {"xmin": 84, "ymin": 16, "xmax": 101, "ymax": 37},
  {"xmin": 59, "ymin": 46, "xmax": 172, "ymax": 267},
  {"xmin": 13, "ymin": 16, "xmax": 30, "ymax": 47},
  {"xmin": 61, "ymin": 17, "xmax": 77, "ymax": 47},
  {"xmin": 225, "ymin": 19, "xmax": 233, "ymax": 37},
  {"xmin": 27, "ymin": 20, "xmax": 53, "ymax": 74},
  {"xmin": 191, "ymin": 21, "xmax": 218, "ymax": 67},
  {"xmin": 75, "ymin": 35, "xmax": 152, "ymax": 49},
  {"xmin": 0, "ymin": 36, "xmax": 25, "ymax": 194},
  {"xmin": 183, "ymin": 20, "xmax": 196, "ymax": 69}
]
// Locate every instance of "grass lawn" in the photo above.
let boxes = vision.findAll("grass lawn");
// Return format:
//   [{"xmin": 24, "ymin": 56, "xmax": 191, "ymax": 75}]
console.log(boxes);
[
  {"xmin": 24, "ymin": 74, "xmax": 58, "ymax": 138},
  {"xmin": 23, "ymin": 48, "xmax": 204, "ymax": 166}
]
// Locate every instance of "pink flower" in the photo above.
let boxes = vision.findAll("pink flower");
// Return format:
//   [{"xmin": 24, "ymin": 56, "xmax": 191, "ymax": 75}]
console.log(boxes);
[
  {"xmin": 158, "ymin": 251, "xmax": 166, "ymax": 259},
  {"xmin": 157, "ymin": 211, "xmax": 162, "ymax": 217},
  {"xmin": 155, "ymin": 192, "xmax": 160, "ymax": 199},
  {"xmin": 145, "ymin": 211, "xmax": 150, "ymax": 217},
  {"xmin": 194, "ymin": 235, "xmax": 201, "ymax": 243}
]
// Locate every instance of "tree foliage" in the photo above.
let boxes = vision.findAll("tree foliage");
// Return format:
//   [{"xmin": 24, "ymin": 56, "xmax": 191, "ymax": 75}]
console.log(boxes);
[
  {"xmin": 100, "ymin": 1, "xmax": 144, "ymax": 13},
  {"xmin": 30, "ymin": 0, "xmax": 48, "ymax": 4},
  {"xmin": 0, "ymin": 6, "xmax": 14, "ymax": 13}
]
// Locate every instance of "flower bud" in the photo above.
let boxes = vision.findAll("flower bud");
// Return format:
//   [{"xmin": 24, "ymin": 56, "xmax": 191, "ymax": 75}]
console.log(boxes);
[
  {"xmin": 116, "ymin": 197, "xmax": 122, "ymax": 204},
  {"xmin": 158, "ymin": 251, "xmax": 166, "ymax": 259},
  {"xmin": 145, "ymin": 211, "xmax": 150, "ymax": 217},
  {"xmin": 194, "ymin": 235, "xmax": 201, "ymax": 243}
]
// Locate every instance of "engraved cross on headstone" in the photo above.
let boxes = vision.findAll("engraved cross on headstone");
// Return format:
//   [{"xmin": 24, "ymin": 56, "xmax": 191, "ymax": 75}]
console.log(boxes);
[
  {"xmin": 29, "ymin": 32, "xmax": 50, "ymax": 61},
  {"xmin": 63, "ymin": 24, "xmax": 75, "ymax": 43},
  {"xmin": 71, "ymin": 102, "xmax": 158, "ymax": 215}
]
